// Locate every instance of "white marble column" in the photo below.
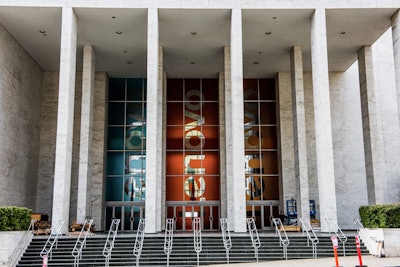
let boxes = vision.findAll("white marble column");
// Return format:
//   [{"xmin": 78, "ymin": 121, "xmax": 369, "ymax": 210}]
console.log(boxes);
[
  {"xmin": 77, "ymin": 45, "xmax": 95, "ymax": 223},
  {"xmin": 358, "ymin": 46, "xmax": 385, "ymax": 205},
  {"xmin": 290, "ymin": 46, "xmax": 310, "ymax": 223},
  {"xmin": 219, "ymin": 72, "xmax": 227, "ymax": 219},
  {"xmin": 310, "ymin": 8, "xmax": 338, "ymax": 232},
  {"xmin": 392, "ymin": 10, "xmax": 400, "ymax": 116},
  {"xmin": 51, "ymin": 7, "xmax": 77, "ymax": 233},
  {"xmin": 226, "ymin": 9, "xmax": 246, "ymax": 232},
  {"xmin": 145, "ymin": 8, "xmax": 162, "ymax": 233}
]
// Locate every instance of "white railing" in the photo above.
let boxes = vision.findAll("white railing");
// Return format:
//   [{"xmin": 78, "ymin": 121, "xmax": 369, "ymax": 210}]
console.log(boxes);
[
  {"xmin": 220, "ymin": 218, "xmax": 232, "ymax": 264},
  {"xmin": 40, "ymin": 220, "xmax": 65, "ymax": 260},
  {"xmin": 246, "ymin": 218, "xmax": 261, "ymax": 262},
  {"xmin": 166, "ymin": 201, "xmax": 220, "ymax": 231},
  {"xmin": 299, "ymin": 218, "xmax": 319, "ymax": 258},
  {"xmin": 164, "ymin": 218, "xmax": 174, "ymax": 267},
  {"xmin": 325, "ymin": 218, "xmax": 347, "ymax": 256},
  {"xmin": 272, "ymin": 218, "xmax": 290, "ymax": 260},
  {"xmin": 71, "ymin": 219, "xmax": 93, "ymax": 267},
  {"xmin": 8, "ymin": 219, "xmax": 35, "ymax": 267},
  {"xmin": 354, "ymin": 218, "xmax": 382, "ymax": 256},
  {"xmin": 193, "ymin": 217, "xmax": 202, "ymax": 266},
  {"xmin": 103, "ymin": 218, "xmax": 120, "ymax": 267},
  {"xmin": 246, "ymin": 200, "xmax": 280, "ymax": 229},
  {"xmin": 133, "ymin": 219, "xmax": 146, "ymax": 267}
]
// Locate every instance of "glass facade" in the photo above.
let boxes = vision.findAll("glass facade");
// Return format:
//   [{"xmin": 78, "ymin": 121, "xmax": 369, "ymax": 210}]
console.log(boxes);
[{"xmin": 106, "ymin": 78, "xmax": 147, "ymax": 230}]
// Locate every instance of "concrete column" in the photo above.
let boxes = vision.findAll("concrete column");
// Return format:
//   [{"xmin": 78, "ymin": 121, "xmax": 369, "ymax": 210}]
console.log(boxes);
[
  {"xmin": 290, "ymin": 46, "xmax": 310, "ymax": 223},
  {"xmin": 145, "ymin": 8, "xmax": 162, "ymax": 233},
  {"xmin": 358, "ymin": 46, "xmax": 386, "ymax": 205},
  {"xmin": 219, "ymin": 72, "xmax": 227, "ymax": 219},
  {"xmin": 227, "ymin": 9, "xmax": 246, "ymax": 232},
  {"xmin": 77, "ymin": 45, "xmax": 95, "ymax": 223},
  {"xmin": 51, "ymin": 7, "xmax": 77, "ymax": 233},
  {"xmin": 392, "ymin": 10, "xmax": 400, "ymax": 116},
  {"xmin": 310, "ymin": 8, "xmax": 338, "ymax": 232}
]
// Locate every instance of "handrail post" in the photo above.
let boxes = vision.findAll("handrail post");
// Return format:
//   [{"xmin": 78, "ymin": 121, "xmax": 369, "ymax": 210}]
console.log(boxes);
[
  {"xmin": 40, "ymin": 219, "xmax": 65, "ymax": 261},
  {"xmin": 193, "ymin": 217, "xmax": 202, "ymax": 266},
  {"xmin": 246, "ymin": 218, "xmax": 261, "ymax": 263},
  {"xmin": 164, "ymin": 218, "xmax": 174, "ymax": 267},
  {"xmin": 8, "ymin": 219, "xmax": 35, "ymax": 267},
  {"xmin": 220, "ymin": 218, "xmax": 232, "ymax": 264},
  {"xmin": 103, "ymin": 218, "xmax": 120, "ymax": 267},
  {"xmin": 272, "ymin": 218, "xmax": 290, "ymax": 260},
  {"xmin": 133, "ymin": 219, "xmax": 146, "ymax": 267},
  {"xmin": 300, "ymin": 218, "xmax": 319, "ymax": 258},
  {"xmin": 325, "ymin": 218, "xmax": 347, "ymax": 256},
  {"xmin": 71, "ymin": 219, "xmax": 93, "ymax": 267}
]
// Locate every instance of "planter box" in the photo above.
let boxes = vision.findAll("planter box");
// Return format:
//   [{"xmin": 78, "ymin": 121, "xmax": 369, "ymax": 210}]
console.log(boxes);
[
  {"xmin": 363, "ymin": 228, "xmax": 400, "ymax": 257},
  {"xmin": 0, "ymin": 231, "xmax": 24, "ymax": 267}
]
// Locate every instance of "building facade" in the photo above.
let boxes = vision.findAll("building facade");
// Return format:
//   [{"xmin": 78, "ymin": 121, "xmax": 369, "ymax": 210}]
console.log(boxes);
[{"xmin": 0, "ymin": 0, "xmax": 400, "ymax": 233}]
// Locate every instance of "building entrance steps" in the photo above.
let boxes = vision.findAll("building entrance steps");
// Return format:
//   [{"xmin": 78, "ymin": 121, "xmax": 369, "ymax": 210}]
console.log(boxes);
[{"xmin": 17, "ymin": 231, "xmax": 370, "ymax": 266}]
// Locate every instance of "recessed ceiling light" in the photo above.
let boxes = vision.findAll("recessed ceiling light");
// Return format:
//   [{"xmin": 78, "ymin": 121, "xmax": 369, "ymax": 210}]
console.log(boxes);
[
  {"xmin": 190, "ymin": 62, "xmax": 196, "ymax": 65},
  {"xmin": 340, "ymin": 31, "xmax": 346, "ymax": 35},
  {"xmin": 258, "ymin": 51, "xmax": 262, "ymax": 54},
  {"xmin": 265, "ymin": 32, "xmax": 272, "ymax": 35},
  {"xmin": 112, "ymin": 16, "xmax": 116, "ymax": 19},
  {"xmin": 123, "ymin": 50, "xmax": 128, "ymax": 53},
  {"xmin": 253, "ymin": 61, "xmax": 259, "ymax": 65},
  {"xmin": 127, "ymin": 61, "xmax": 133, "ymax": 64},
  {"xmin": 190, "ymin": 31, "xmax": 197, "ymax": 35},
  {"xmin": 39, "ymin": 30, "xmax": 46, "ymax": 34},
  {"xmin": 116, "ymin": 31, "xmax": 122, "ymax": 35},
  {"xmin": 273, "ymin": 16, "xmax": 277, "ymax": 19}
]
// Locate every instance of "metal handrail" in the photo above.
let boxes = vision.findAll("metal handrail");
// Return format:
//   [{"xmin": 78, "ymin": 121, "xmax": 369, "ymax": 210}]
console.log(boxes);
[
  {"xmin": 71, "ymin": 219, "xmax": 93, "ymax": 267},
  {"xmin": 354, "ymin": 218, "xmax": 382, "ymax": 257},
  {"xmin": 299, "ymin": 218, "xmax": 319, "ymax": 258},
  {"xmin": 325, "ymin": 218, "xmax": 347, "ymax": 256},
  {"xmin": 133, "ymin": 219, "xmax": 146, "ymax": 267},
  {"xmin": 164, "ymin": 218, "xmax": 174, "ymax": 267},
  {"xmin": 40, "ymin": 220, "xmax": 65, "ymax": 260},
  {"xmin": 272, "ymin": 218, "xmax": 290, "ymax": 260},
  {"xmin": 8, "ymin": 219, "xmax": 35, "ymax": 267},
  {"xmin": 193, "ymin": 217, "xmax": 202, "ymax": 266},
  {"xmin": 220, "ymin": 218, "xmax": 232, "ymax": 264},
  {"xmin": 246, "ymin": 218, "xmax": 261, "ymax": 263},
  {"xmin": 103, "ymin": 219, "xmax": 120, "ymax": 267}
]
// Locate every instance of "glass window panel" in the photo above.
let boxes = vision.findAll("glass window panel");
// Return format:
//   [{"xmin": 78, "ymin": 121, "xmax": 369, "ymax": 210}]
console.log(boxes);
[
  {"xmin": 202, "ymin": 152, "xmax": 219, "ymax": 175},
  {"xmin": 167, "ymin": 126, "xmax": 183, "ymax": 149},
  {"xmin": 107, "ymin": 152, "xmax": 124, "ymax": 175},
  {"xmin": 202, "ymin": 79, "xmax": 219, "ymax": 101},
  {"xmin": 202, "ymin": 126, "xmax": 219, "ymax": 150},
  {"xmin": 166, "ymin": 176, "xmax": 184, "ymax": 201},
  {"xmin": 245, "ymin": 152, "xmax": 263, "ymax": 174},
  {"xmin": 202, "ymin": 102, "xmax": 218, "ymax": 125},
  {"xmin": 184, "ymin": 125, "xmax": 204, "ymax": 150},
  {"xmin": 200, "ymin": 176, "xmax": 220, "ymax": 201},
  {"xmin": 244, "ymin": 125, "xmax": 260, "ymax": 149},
  {"xmin": 125, "ymin": 153, "xmax": 145, "ymax": 175},
  {"xmin": 126, "ymin": 126, "xmax": 145, "ymax": 150},
  {"xmin": 167, "ymin": 102, "xmax": 183, "ymax": 125},
  {"xmin": 261, "ymin": 151, "xmax": 278, "ymax": 174},
  {"xmin": 262, "ymin": 176, "xmax": 279, "ymax": 200},
  {"xmin": 259, "ymin": 79, "xmax": 276, "ymax": 100},
  {"xmin": 260, "ymin": 102, "xmax": 276, "ymax": 124},
  {"xmin": 166, "ymin": 151, "xmax": 184, "ymax": 175},
  {"xmin": 107, "ymin": 127, "xmax": 124, "ymax": 150},
  {"xmin": 183, "ymin": 152, "xmax": 205, "ymax": 175},
  {"xmin": 245, "ymin": 175, "xmax": 263, "ymax": 200},
  {"xmin": 185, "ymin": 79, "xmax": 201, "ymax": 96},
  {"xmin": 126, "ymin": 102, "xmax": 142, "ymax": 126},
  {"xmin": 127, "ymin": 78, "xmax": 143, "ymax": 101},
  {"xmin": 243, "ymin": 79, "xmax": 258, "ymax": 100},
  {"xmin": 124, "ymin": 175, "xmax": 145, "ymax": 201},
  {"xmin": 106, "ymin": 176, "xmax": 123, "ymax": 201},
  {"xmin": 108, "ymin": 102, "xmax": 125, "ymax": 125},
  {"xmin": 260, "ymin": 126, "xmax": 277, "ymax": 149},
  {"xmin": 109, "ymin": 78, "xmax": 125, "ymax": 100},
  {"xmin": 244, "ymin": 102, "xmax": 259, "ymax": 125},
  {"xmin": 167, "ymin": 79, "xmax": 183, "ymax": 101}
]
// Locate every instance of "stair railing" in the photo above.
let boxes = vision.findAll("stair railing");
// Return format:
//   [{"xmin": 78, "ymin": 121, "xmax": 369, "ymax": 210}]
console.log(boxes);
[
  {"xmin": 354, "ymin": 218, "xmax": 382, "ymax": 256},
  {"xmin": 133, "ymin": 218, "xmax": 146, "ymax": 267},
  {"xmin": 193, "ymin": 217, "xmax": 202, "ymax": 266},
  {"xmin": 164, "ymin": 218, "xmax": 174, "ymax": 267},
  {"xmin": 246, "ymin": 218, "xmax": 261, "ymax": 263},
  {"xmin": 272, "ymin": 218, "xmax": 290, "ymax": 260},
  {"xmin": 220, "ymin": 218, "xmax": 232, "ymax": 264},
  {"xmin": 299, "ymin": 217, "xmax": 319, "ymax": 258},
  {"xmin": 8, "ymin": 219, "xmax": 35, "ymax": 267},
  {"xmin": 325, "ymin": 218, "xmax": 347, "ymax": 256},
  {"xmin": 103, "ymin": 218, "xmax": 120, "ymax": 267},
  {"xmin": 71, "ymin": 219, "xmax": 93, "ymax": 267},
  {"xmin": 40, "ymin": 219, "xmax": 65, "ymax": 260}
]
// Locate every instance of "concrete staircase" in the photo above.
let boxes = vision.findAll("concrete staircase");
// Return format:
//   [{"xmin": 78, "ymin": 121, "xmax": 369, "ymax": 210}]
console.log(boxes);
[{"xmin": 16, "ymin": 233, "xmax": 369, "ymax": 266}]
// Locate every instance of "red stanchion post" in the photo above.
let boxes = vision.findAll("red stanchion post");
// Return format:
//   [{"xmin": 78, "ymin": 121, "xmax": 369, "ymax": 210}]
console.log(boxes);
[
  {"xmin": 331, "ymin": 236, "xmax": 340, "ymax": 267},
  {"xmin": 355, "ymin": 235, "xmax": 368, "ymax": 267},
  {"xmin": 42, "ymin": 254, "xmax": 48, "ymax": 267}
]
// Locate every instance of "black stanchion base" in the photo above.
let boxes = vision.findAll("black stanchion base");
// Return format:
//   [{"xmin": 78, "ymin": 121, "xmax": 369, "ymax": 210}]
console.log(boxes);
[{"xmin": 355, "ymin": 265, "xmax": 368, "ymax": 267}]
